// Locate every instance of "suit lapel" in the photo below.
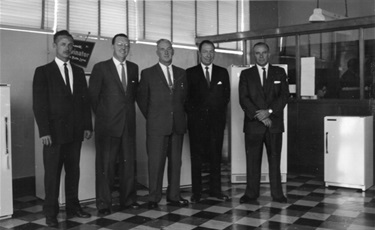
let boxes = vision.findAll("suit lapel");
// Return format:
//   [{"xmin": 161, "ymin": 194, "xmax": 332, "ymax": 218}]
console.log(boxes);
[
  {"xmin": 156, "ymin": 64, "xmax": 171, "ymax": 90},
  {"xmin": 197, "ymin": 65, "xmax": 210, "ymax": 89},
  {"xmin": 264, "ymin": 65, "xmax": 274, "ymax": 94}
]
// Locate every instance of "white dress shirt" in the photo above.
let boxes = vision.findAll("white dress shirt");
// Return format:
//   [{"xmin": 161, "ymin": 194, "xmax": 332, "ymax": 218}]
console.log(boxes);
[
  {"xmin": 159, "ymin": 62, "xmax": 174, "ymax": 85},
  {"xmin": 55, "ymin": 57, "xmax": 73, "ymax": 93},
  {"xmin": 113, "ymin": 57, "xmax": 127, "ymax": 84},
  {"xmin": 201, "ymin": 63, "xmax": 212, "ymax": 82},
  {"xmin": 256, "ymin": 63, "xmax": 269, "ymax": 86}
]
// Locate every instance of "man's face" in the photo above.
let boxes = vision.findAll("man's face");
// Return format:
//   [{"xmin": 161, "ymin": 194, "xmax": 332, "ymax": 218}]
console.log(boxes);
[
  {"xmin": 253, "ymin": 44, "xmax": 270, "ymax": 66},
  {"xmin": 54, "ymin": 35, "xmax": 73, "ymax": 62},
  {"xmin": 199, "ymin": 43, "xmax": 215, "ymax": 66},
  {"xmin": 112, "ymin": 36, "xmax": 130, "ymax": 62},
  {"xmin": 156, "ymin": 40, "xmax": 174, "ymax": 65}
]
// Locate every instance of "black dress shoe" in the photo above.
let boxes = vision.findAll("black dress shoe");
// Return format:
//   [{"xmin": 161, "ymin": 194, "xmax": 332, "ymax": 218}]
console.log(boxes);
[
  {"xmin": 122, "ymin": 202, "xmax": 140, "ymax": 210},
  {"xmin": 98, "ymin": 208, "xmax": 111, "ymax": 215},
  {"xmin": 273, "ymin": 196, "xmax": 287, "ymax": 203},
  {"xmin": 67, "ymin": 209, "xmax": 91, "ymax": 218},
  {"xmin": 210, "ymin": 193, "xmax": 229, "ymax": 201},
  {"xmin": 190, "ymin": 194, "xmax": 201, "ymax": 203},
  {"xmin": 239, "ymin": 195, "xmax": 257, "ymax": 204},
  {"xmin": 148, "ymin": 202, "xmax": 159, "ymax": 209},
  {"xmin": 167, "ymin": 197, "xmax": 189, "ymax": 207},
  {"xmin": 46, "ymin": 217, "xmax": 58, "ymax": 227}
]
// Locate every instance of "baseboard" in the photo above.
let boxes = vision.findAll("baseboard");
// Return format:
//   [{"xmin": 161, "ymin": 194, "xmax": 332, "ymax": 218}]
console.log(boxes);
[{"xmin": 13, "ymin": 176, "xmax": 35, "ymax": 198}]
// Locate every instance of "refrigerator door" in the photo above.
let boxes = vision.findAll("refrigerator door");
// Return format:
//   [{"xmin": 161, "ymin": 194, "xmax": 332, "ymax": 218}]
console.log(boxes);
[
  {"xmin": 324, "ymin": 116, "xmax": 373, "ymax": 190},
  {"xmin": 0, "ymin": 85, "xmax": 13, "ymax": 219}
]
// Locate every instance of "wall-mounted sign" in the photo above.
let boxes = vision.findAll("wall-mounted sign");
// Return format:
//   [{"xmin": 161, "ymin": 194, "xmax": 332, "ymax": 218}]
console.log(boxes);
[{"xmin": 70, "ymin": 40, "xmax": 95, "ymax": 68}]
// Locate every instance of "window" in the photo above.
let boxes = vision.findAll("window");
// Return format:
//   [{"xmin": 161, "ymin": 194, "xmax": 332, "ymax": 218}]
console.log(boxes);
[{"xmin": 1, "ymin": 0, "xmax": 250, "ymax": 51}]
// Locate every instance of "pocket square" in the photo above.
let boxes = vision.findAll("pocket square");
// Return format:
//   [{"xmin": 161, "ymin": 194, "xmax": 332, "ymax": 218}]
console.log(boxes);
[
  {"xmin": 217, "ymin": 81, "xmax": 222, "ymax": 85},
  {"xmin": 274, "ymin": 81, "xmax": 281, "ymax": 84}
]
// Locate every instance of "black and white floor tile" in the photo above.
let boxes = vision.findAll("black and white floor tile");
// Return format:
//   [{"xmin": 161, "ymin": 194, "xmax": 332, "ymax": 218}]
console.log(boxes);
[{"xmin": 1, "ymin": 165, "xmax": 374, "ymax": 230}]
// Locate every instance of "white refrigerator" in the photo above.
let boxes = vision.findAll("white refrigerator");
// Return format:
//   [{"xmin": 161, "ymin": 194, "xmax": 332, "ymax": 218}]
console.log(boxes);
[
  {"xmin": 0, "ymin": 84, "xmax": 13, "ymax": 219},
  {"xmin": 229, "ymin": 65, "xmax": 288, "ymax": 183},
  {"xmin": 324, "ymin": 116, "xmax": 374, "ymax": 191}
]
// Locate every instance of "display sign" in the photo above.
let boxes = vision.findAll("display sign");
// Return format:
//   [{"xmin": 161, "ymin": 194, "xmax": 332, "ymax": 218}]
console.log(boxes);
[{"xmin": 70, "ymin": 40, "xmax": 95, "ymax": 68}]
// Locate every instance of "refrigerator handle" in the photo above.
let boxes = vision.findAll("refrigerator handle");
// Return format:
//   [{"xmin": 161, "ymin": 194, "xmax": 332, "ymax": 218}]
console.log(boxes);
[
  {"xmin": 5, "ymin": 117, "xmax": 9, "ymax": 154},
  {"xmin": 5, "ymin": 117, "xmax": 10, "ymax": 169},
  {"xmin": 325, "ymin": 132, "xmax": 328, "ymax": 154}
]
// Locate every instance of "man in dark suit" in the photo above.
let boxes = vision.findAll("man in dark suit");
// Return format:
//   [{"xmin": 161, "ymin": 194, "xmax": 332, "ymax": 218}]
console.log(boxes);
[
  {"xmin": 238, "ymin": 42, "xmax": 289, "ymax": 203},
  {"xmin": 137, "ymin": 39, "xmax": 189, "ymax": 209},
  {"xmin": 89, "ymin": 33, "xmax": 139, "ymax": 215},
  {"xmin": 33, "ymin": 30, "xmax": 93, "ymax": 227},
  {"xmin": 185, "ymin": 40, "xmax": 230, "ymax": 203}
]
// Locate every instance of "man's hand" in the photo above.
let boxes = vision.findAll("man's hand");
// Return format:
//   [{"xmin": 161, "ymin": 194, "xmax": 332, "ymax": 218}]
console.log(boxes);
[
  {"xmin": 41, "ymin": 135, "xmax": 52, "ymax": 146},
  {"xmin": 261, "ymin": 117, "xmax": 272, "ymax": 128},
  {"xmin": 254, "ymin": 109, "xmax": 270, "ymax": 121},
  {"xmin": 84, "ymin": 130, "xmax": 93, "ymax": 139}
]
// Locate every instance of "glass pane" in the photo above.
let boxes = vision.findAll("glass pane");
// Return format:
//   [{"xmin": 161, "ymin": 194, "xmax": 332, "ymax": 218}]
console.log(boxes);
[
  {"xmin": 69, "ymin": 0, "xmax": 98, "ymax": 36},
  {"xmin": 0, "ymin": 0, "xmax": 42, "ymax": 29},
  {"xmin": 364, "ymin": 28, "xmax": 375, "ymax": 99},
  {"xmin": 44, "ymin": 0, "xmax": 55, "ymax": 30},
  {"xmin": 197, "ymin": 1, "xmax": 217, "ymax": 36},
  {"xmin": 56, "ymin": 0, "xmax": 67, "ymax": 31},
  {"xmin": 100, "ymin": 0, "xmax": 127, "ymax": 38},
  {"xmin": 145, "ymin": 1, "xmax": 171, "ymax": 41},
  {"xmin": 128, "ymin": 0, "xmax": 142, "ymax": 40},
  {"xmin": 173, "ymin": 1, "xmax": 195, "ymax": 45}
]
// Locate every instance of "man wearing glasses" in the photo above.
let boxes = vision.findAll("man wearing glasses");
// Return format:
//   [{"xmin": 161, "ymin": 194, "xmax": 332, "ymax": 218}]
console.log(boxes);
[{"xmin": 89, "ymin": 33, "xmax": 139, "ymax": 215}]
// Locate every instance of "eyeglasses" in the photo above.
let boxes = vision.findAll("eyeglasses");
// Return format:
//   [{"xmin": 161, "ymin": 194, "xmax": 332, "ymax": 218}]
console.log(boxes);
[{"xmin": 116, "ymin": 42, "xmax": 130, "ymax": 47}]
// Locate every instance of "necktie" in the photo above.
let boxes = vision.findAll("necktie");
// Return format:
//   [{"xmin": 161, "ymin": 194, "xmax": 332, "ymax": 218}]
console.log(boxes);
[
  {"xmin": 205, "ymin": 66, "xmax": 210, "ymax": 87},
  {"xmin": 262, "ymin": 67, "xmax": 267, "ymax": 89},
  {"xmin": 64, "ymin": 63, "xmax": 72, "ymax": 94},
  {"xmin": 121, "ymin": 63, "xmax": 127, "ymax": 91},
  {"xmin": 167, "ymin": 66, "xmax": 173, "ymax": 89}
]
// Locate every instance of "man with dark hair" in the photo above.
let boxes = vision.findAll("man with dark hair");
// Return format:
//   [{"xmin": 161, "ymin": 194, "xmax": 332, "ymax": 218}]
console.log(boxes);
[
  {"xmin": 137, "ymin": 39, "xmax": 189, "ymax": 209},
  {"xmin": 33, "ymin": 30, "xmax": 93, "ymax": 227},
  {"xmin": 238, "ymin": 42, "xmax": 289, "ymax": 204},
  {"xmin": 89, "ymin": 33, "xmax": 139, "ymax": 215},
  {"xmin": 185, "ymin": 40, "xmax": 230, "ymax": 203}
]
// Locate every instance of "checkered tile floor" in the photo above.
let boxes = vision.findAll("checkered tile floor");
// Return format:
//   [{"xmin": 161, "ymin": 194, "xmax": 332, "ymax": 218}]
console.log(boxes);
[{"xmin": 1, "ymin": 165, "xmax": 375, "ymax": 230}]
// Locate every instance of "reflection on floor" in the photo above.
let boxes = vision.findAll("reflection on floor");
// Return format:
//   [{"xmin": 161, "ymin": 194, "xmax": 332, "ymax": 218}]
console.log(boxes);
[{"xmin": 1, "ymin": 164, "xmax": 375, "ymax": 230}]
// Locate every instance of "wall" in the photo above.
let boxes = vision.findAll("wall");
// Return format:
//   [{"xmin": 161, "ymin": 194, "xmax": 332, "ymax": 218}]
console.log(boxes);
[{"xmin": 0, "ymin": 29, "xmax": 242, "ymax": 180}]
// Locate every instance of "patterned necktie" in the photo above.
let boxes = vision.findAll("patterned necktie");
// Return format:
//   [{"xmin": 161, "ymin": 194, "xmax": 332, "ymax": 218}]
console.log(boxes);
[
  {"xmin": 205, "ymin": 66, "xmax": 210, "ymax": 87},
  {"xmin": 167, "ymin": 66, "xmax": 173, "ymax": 89},
  {"xmin": 121, "ymin": 63, "xmax": 127, "ymax": 91},
  {"xmin": 64, "ymin": 63, "xmax": 72, "ymax": 94}
]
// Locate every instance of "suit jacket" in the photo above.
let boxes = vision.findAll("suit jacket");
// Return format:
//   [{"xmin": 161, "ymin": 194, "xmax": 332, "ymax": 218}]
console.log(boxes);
[
  {"xmin": 33, "ymin": 61, "xmax": 92, "ymax": 144},
  {"xmin": 185, "ymin": 64, "xmax": 230, "ymax": 130},
  {"xmin": 137, "ymin": 63, "xmax": 187, "ymax": 135},
  {"xmin": 89, "ymin": 59, "xmax": 138, "ymax": 137},
  {"xmin": 239, "ymin": 64, "xmax": 289, "ymax": 134}
]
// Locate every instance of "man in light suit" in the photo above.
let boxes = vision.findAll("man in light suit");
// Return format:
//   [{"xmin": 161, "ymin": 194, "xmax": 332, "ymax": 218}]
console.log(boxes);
[
  {"xmin": 137, "ymin": 39, "xmax": 189, "ymax": 209},
  {"xmin": 185, "ymin": 40, "xmax": 230, "ymax": 203},
  {"xmin": 238, "ymin": 42, "xmax": 289, "ymax": 203},
  {"xmin": 89, "ymin": 33, "xmax": 139, "ymax": 215},
  {"xmin": 33, "ymin": 30, "xmax": 92, "ymax": 227}
]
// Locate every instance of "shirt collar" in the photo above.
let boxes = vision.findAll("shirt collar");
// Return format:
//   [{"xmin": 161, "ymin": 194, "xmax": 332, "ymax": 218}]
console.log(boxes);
[
  {"xmin": 113, "ymin": 57, "xmax": 126, "ymax": 66},
  {"xmin": 256, "ymin": 63, "xmax": 269, "ymax": 72},
  {"xmin": 159, "ymin": 62, "xmax": 172, "ymax": 70},
  {"xmin": 55, "ymin": 57, "xmax": 70, "ymax": 66},
  {"xmin": 201, "ymin": 63, "xmax": 213, "ymax": 70}
]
